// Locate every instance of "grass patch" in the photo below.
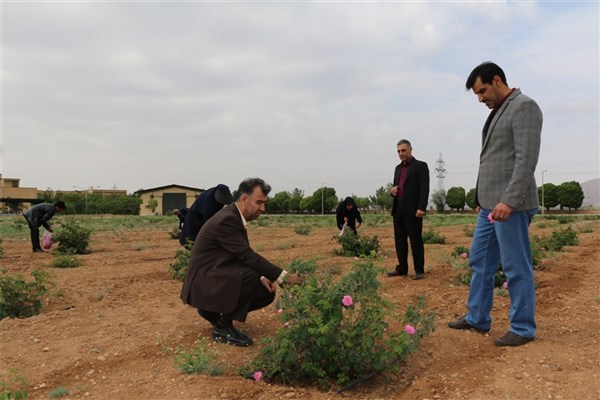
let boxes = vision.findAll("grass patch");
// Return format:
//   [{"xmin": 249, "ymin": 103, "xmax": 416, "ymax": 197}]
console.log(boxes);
[
  {"xmin": 422, "ymin": 229, "xmax": 446, "ymax": 244},
  {"xmin": 168, "ymin": 341, "xmax": 224, "ymax": 375},
  {"xmin": 48, "ymin": 386, "xmax": 70, "ymax": 398},
  {"xmin": 51, "ymin": 255, "xmax": 82, "ymax": 269}
]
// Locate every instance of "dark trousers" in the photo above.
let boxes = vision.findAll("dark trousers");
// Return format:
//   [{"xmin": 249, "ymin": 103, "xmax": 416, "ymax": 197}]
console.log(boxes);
[
  {"xmin": 24, "ymin": 216, "xmax": 41, "ymax": 251},
  {"xmin": 198, "ymin": 269, "xmax": 276, "ymax": 324},
  {"xmin": 393, "ymin": 202, "xmax": 425, "ymax": 275}
]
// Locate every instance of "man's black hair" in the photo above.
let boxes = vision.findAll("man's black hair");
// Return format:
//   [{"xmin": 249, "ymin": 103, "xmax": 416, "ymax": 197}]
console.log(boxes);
[{"xmin": 466, "ymin": 62, "xmax": 507, "ymax": 90}]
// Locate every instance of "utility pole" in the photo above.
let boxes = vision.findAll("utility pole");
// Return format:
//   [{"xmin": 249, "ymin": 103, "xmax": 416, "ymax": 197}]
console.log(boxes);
[
  {"xmin": 435, "ymin": 153, "xmax": 446, "ymax": 193},
  {"xmin": 321, "ymin": 182, "xmax": 327, "ymax": 215}
]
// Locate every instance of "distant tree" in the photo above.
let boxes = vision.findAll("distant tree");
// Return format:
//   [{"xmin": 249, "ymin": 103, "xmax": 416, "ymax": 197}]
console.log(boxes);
[
  {"xmin": 302, "ymin": 187, "xmax": 337, "ymax": 214},
  {"xmin": 557, "ymin": 181, "xmax": 584, "ymax": 210},
  {"xmin": 299, "ymin": 196, "xmax": 312, "ymax": 213},
  {"xmin": 466, "ymin": 188, "xmax": 476, "ymax": 210},
  {"xmin": 538, "ymin": 183, "xmax": 559, "ymax": 211},
  {"xmin": 351, "ymin": 195, "xmax": 371, "ymax": 210},
  {"xmin": 369, "ymin": 183, "xmax": 393, "ymax": 211},
  {"xmin": 37, "ymin": 187, "xmax": 57, "ymax": 203},
  {"xmin": 288, "ymin": 188, "xmax": 304, "ymax": 213},
  {"xmin": 430, "ymin": 190, "xmax": 446, "ymax": 213},
  {"xmin": 446, "ymin": 187, "xmax": 466, "ymax": 211},
  {"xmin": 267, "ymin": 191, "xmax": 291, "ymax": 214}
]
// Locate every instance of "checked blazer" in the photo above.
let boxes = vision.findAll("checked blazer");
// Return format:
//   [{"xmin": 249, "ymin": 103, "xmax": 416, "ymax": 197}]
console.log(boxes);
[{"xmin": 475, "ymin": 89, "xmax": 542, "ymax": 211}]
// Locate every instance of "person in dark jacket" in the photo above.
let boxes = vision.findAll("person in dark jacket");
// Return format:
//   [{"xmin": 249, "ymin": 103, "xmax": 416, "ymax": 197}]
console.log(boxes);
[
  {"xmin": 335, "ymin": 197, "xmax": 362, "ymax": 234},
  {"xmin": 23, "ymin": 201, "xmax": 66, "ymax": 253},
  {"xmin": 179, "ymin": 184, "xmax": 233, "ymax": 246},
  {"xmin": 173, "ymin": 208, "xmax": 189, "ymax": 233},
  {"xmin": 180, "ymin": 178, "xmax": 303, "ymax": 346},
  {"xmin": 387, "ymin": 139, "xmax": 430, "ymax": 280}
]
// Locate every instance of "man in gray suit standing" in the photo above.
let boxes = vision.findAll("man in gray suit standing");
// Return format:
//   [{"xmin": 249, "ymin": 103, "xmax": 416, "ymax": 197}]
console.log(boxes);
[{"xmin": 448, "ymin": 62, "xmax": 542, "ymax": 347}]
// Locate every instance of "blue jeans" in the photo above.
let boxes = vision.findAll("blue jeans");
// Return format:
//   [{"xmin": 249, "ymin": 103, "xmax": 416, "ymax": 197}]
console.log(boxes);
[{"xmin": 465, "ymin": 208, "xmax": 537, "ymax": 338}]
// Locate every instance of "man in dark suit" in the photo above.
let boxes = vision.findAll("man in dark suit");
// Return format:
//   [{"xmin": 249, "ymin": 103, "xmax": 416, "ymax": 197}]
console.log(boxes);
[
  {"xmin": 387, "ymin": 139, "xmax": 430, "ymax": 280},
  {"xmin": 180, "ymin": 178, "xmax": 303, "ymax": 346}
]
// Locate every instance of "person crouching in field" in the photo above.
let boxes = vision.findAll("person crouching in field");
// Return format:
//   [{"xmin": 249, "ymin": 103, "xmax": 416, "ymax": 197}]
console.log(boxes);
[
  {"xmin": 23, "ymin": 201, "xmax": 66, "ymax": 253},
  {"xmin": 180, "ymin": 178, "xmax": 303, "ymax": 346},
  {"xmin": 336, "ymin": 196, "xmax": 362, "ymax": 234}
]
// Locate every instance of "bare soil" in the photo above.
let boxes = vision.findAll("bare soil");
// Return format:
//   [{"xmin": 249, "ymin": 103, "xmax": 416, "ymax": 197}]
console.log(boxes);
[{"xmin": 1, "ymin": 217, "xmax": 599, "ymax": 400}]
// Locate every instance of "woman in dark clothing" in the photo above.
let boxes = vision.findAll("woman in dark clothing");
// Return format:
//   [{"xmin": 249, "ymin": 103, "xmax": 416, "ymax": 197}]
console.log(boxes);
[
  {"xmin": 179, "ymin": 184, "xmax": 233, "ymax": 246},
  {"xmin": 336, "ymin": 197, "xmax": 362, "ymax": 234}
]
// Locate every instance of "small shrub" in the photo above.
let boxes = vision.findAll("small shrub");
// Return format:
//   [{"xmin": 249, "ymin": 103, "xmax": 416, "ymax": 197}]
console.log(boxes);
[
  {"xmin": 548, "ymin": 226, "xmax": 578, "ymax": 250},
  {"xmin": 287, "ymin": 258, "xmax": 318, "ymax": 275},
  {"xmin": 276, "ymin": 241, "xmax": 297, "ymax": 250},
  {"xmin": 51, "ymin": 255, "xmax": 82, "ymax": 269},
  {"xmin": 0, "ymin": 269, "xmax": 51, "ymax": 319},
  {"xmin": 132, "ymin": 243, "xmax": 148, "ymax": 251},
  {"xmin": 0, "ymin": 238, "xmax": 4, "ymax": 259},
  {"xmin": 168, "ymin": 227, "xmax": 180, "ymax": 240},
  {"xmin": 0, "ymin": 369, "xmax": 30, "ymax": 400},
  {"xmin": 53, "ymin": 219, "xmax": 91, "ymax": 255},
  {"xmin": 169, "ymin": 341, "xmax": 224, "ymax": 376},
  {"xmin": 557, "ymin": 216, "xmax": 575, "ymax": 224},
  {"xmin": 422, "ymin": 229, "xmax": 446, "ymax": 244},
  {"xmin": 169, "ymin": 243, "xmax": 191, "ymax": 281},
  {"xmin": 293, "ymin": 225, "xmax": 312, "ymax": 236},
  {"xmin": 334, "ymin": 231, "xmax": 380, "ymax": 257},
  {"xmin": 495, "ymin": 287, "xmax": 509, "ymax": 297},
  {"xmin": 451, "ymin": 260, "xmax": 505, "ymax": 288},
  {"xmin": 243, "ymin": 261, "xmax": 435, "ymax": 389},
  {"xmin": 451, "ymin": 246, "xmax": 470, "ymax": 258},
  {"xmin": 48, "ymin": 387, "xmax": 69, "ymax": 398},
  {"xmin": 464, "ymin": 225, "xmax": 474, "ymax": 237}
]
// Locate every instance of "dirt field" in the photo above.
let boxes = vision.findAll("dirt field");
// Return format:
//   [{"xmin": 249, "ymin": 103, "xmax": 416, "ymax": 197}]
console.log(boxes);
[{"xmin": 1, "ymin": 215, "xmax": 599, "ymax": 400}]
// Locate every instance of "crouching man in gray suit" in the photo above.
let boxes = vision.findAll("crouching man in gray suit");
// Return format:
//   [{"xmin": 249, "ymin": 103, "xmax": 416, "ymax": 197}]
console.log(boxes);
[
  {"xmin": 448, "ymin": 62, "xmax": 542, "ymax": 347},
  {"xmin": 180, "ymin": 178, "xmax": 303, "ymax": 346}
]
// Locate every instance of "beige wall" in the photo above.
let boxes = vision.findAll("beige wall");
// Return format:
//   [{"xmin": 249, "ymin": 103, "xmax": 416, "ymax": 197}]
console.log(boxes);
[
  {"xmin": 139, "ymin": 187, "xmax": 202, "ymax": 216},
  {"xmin": 0, "ymin": 175, "xmax": 38, "ymax": 211}
]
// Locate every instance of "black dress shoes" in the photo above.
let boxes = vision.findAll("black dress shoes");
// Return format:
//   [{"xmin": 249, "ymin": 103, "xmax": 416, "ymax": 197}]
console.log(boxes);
[
  {"xmin": 212, "ymin": 326, "xmax": 253, "ymax": 347},
  {"xmin": 494, "ymin": 331, "xmax": 534, "ymax": 347},
  {"xmin": 447, "ymin": 314, "xmax": 490, "ymax": 333},
  {"xmin": 387, "ymin": 270, "xmax": 407, "ymax": 277}
]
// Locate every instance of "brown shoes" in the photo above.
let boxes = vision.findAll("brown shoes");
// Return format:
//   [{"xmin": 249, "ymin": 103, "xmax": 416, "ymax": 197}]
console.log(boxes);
[
  {"xmin": 447, "ymin": 315, "xmax": 490, "ymax": 333},
  {"xmin": 494, "ymin": 331, "xmax": 534, "ymax": 347}
]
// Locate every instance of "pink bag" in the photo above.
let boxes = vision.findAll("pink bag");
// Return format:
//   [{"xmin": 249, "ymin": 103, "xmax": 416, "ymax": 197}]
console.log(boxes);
[{"xmin": 42, "ymin": 230, "xmax": 53, "ymax": 250}]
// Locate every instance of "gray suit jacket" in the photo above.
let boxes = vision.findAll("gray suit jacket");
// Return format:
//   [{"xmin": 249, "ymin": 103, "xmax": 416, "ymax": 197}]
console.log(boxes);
[{"xmin": 476, "ymin": 89, "xmax": 542, "ymax": 211}]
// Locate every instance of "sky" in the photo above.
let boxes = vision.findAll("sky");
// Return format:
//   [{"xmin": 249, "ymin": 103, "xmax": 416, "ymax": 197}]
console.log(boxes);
[{"xmin": 1, "ymin": 1, "xmax": 598, "ymax": 199}]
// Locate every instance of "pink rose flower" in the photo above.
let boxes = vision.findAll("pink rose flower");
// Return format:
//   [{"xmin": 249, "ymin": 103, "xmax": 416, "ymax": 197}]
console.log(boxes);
[
  {"xmin": 502, "ymin": 281, "xmax": 508, "ymax": 290},
  {"xmin": 404, "ymin": 324, "xmax": 416, "ymax": 335},
  {"xmin": 460, "ymin": 252, "xmax": 468, "ymax": 259},
  {"xmin": 487, "ymin": 213, "xmax": 496, "ymax": 224},
  {"xmin": 284, "ymin": 321, "xmax": 290, "ymax": 327},
  {"xmin": 276, "ymin": 308, "xmax": 283, "ymax": 314},
  {"xmin": 253, "ymin": 371, "xmax": 263, "ymax": 381},
  {"xmin": 342, "ymin": 295, "xmax": 353, "ymax": 307}
]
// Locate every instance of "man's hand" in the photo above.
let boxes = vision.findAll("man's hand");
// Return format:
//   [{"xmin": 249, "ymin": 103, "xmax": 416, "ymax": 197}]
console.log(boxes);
[
  {"xmin": 492, "ymin": 202, "xmax": 513, "ymax": 222},
  {"xmin": 260, "ymin": 276, "xmax": 276, "ymax": 293},
  {"xmin": 415, "ymin": 209, "xmax": 426, "ymax": 218},
  {"xmin": 344, "ymin": 217, "xmax": 349, "ymax": 223},
  {"xmin": 391, "ymin": 186, "xmax": 398, "ymax": 196},
  {"xmin": 355, "ymin": 222, "xmax": 361, "ymax": 229}
]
